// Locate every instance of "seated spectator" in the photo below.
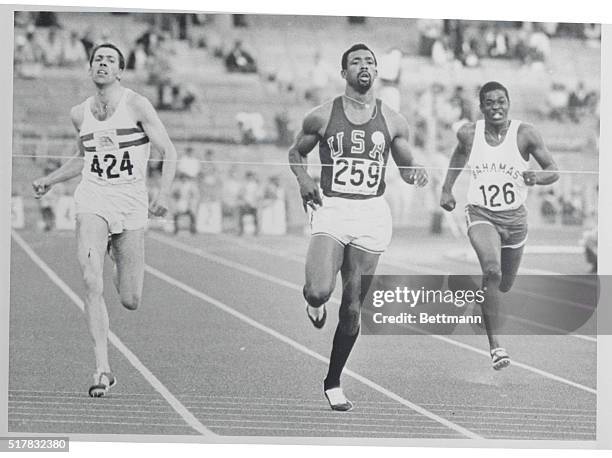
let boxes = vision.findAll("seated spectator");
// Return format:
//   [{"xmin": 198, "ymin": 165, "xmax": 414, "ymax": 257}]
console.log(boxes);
[
  {"xmin": 225, "ymin": 40, "xmax": 257, "ymax": 73},
  {"xmin": 569, "ymin": 82, "xmax": 589, "ymax": 123},
  {"xmin": 431, "ymin": 36, "xmax": 454, "ymax": 66},
  {"xmin": 237, "ymin": 171, "xmax": 261, "ymax": 236},
  {"xmin": 487, "ymin": 27, "xmax": 509, "ymax": 58},
  {"xmin": 584, "ymin": 23, "xmax": 601, "ymax": 48},
  {"xmin": 450, "ymin": 85, "xmax": 473, "ymax": 125},
  {"xmin": 274, "ymin": 110, "xmax": 294, "ymax": 147},
  {"xmin": 14, "ymin": 29, "xmax": 43, "ymax": 79},
  {"xmin": 80, "ymin": 29, "xmax": 95, "ymax": 58},
  {"xmin": 527, "ymin": 26, "xmax": 551, "ymax": 67},
  {"xmin": 127, "ymin": 42, "xmax": 149, "ymax": 73},
  {"xmin": 41, "ymin": 26, "xmax": 64, "ymax": 66},
  {"xmin": 260, "ymin": 176, "xmax": 287, "ymax": 235},
  {"xmin": 35, "ymin": 11, "xmax": 59, "ymax": 28},
  {"xmin": 135, "ymin": 24, "xmax": 163, "ymax": 56},
  {"xmin": 378, "ymin": 49, "xmax": 402, "ymax": 111},
  {"xmin": 171, "ymin": 83, "xmax": 199, "ymax": 111},
  {"xmin": 177, "ymin": 146, "xmax": 201, "ymax": 179},
  {"xmin": 222, "ymin": 166, "xmax": 242, "ymax": 232},
  {"xmin": 172, "ymin": 174, "xmax": 200, "ymax": 234},
  {"xmin": 62, "ymin": 30, "xmax": 88, "ymax": 67},
  {"xmin": 304, "ymin": 52, "xmax": 333, "ymax": 105},
  {"xmin": 417, "ymin": 18, "xmax": 444, "ymax": 57},
  {"xmin": 236, "ymin": 112, "xmax": 266, "ymax": 144},
  {"xmin": 547, "ymin": 82, "xmax": 569, "ymax": 121}
]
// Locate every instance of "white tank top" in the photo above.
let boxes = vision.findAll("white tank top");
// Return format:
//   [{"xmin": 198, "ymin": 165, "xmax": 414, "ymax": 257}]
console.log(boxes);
[
  {"xmin": 79, "ymin": 88, "xmax": 150, "ymax": 187},
  {"xmin": 466, "ymin": 120, "xmax": 528, "ymax": 211}
]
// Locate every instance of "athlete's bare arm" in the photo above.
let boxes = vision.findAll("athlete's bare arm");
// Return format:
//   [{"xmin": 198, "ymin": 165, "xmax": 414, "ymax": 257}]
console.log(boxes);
[
  {"xmin": 32, "ymin": 105, "xmax": 86, "ymax": 198},
  {"xmin": 288, "ymin": 104, "xmax": 330, "ymax": 210},
  {"xmin": 440, "ymin": 122, "xmax": 475, "ymax": 211},
  {"xmin": 384, "ymin": 106, "xmax": 428, "ymax": 187},
  {"xmin": 130, "ymin": 93, "xmax": 177, "ymax": 217},
  {"xmin": 518, "ymin": 123, "xmax": 559, "ymax": 186}
]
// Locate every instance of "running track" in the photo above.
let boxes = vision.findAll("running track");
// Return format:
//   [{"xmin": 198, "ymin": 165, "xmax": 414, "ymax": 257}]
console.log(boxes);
[{"xmin": 8, "ymin": 228, "xmax": 596, "ymax": 441}]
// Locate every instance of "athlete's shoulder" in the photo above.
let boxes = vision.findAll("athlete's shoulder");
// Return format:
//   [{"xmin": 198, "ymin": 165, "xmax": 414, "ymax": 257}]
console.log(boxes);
[
  {"xmin": 457, "ymin": 121, "xmax": 476, "ymax": 144},
  {"xmin": 379, "ymin": 101, "xmax": 408, "ymax": 137},
  {"xmin": 125, "ymin": 88, "xmax": 154, "ymax": 114},
  {"xmin": 516, "ymin": 121, "xmax": 539, "ymax": 138},
  {"xmin": 517, "ymin": 121, "xmax": 545, "ymax": 150},
  {"xmin": 69, "ymin": 101, "xmax": 86, "ymax": 131},
  {"xmin": 302, "ymin": 98, "xmax": 334, "ymax": 135}
]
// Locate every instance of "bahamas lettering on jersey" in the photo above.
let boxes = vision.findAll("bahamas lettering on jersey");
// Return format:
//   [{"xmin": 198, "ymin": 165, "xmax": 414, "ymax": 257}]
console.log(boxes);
[{"xmin": 470, "ymin": 162, "xmax": 523, "ymax": 181}]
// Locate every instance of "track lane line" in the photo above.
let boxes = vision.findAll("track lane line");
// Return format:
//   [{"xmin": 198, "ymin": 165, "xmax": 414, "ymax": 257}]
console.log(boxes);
[
  {"xmin": 203, "ymin": 234, "xmax": 598, "ymax": 341},
  {"xmin": 145, "ymin": 263, "xmax": 481, "ymax": 439},
  {"xmin": 149, "ymin": 232, "xmax": 596, "ymax": 395},
  {"xmin": 11, "ymin": 231, "xmax": 216, "ymax": 437}
]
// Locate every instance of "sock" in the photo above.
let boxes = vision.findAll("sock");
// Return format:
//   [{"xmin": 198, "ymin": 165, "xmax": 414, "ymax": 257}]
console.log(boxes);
[
  {"xmin": 324, "ymin": 325, "xmax": 359, "ymax": 391},
  {"xmin": 307, "ymin": 304, "xmax": 325, "ymax": 320}
]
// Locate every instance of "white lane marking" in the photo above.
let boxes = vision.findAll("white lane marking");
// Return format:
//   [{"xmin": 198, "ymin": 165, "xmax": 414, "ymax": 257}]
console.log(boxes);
[
  {"xmin": 145, "ymin": 263, "xmax": 481, "ymax": 439},
  {"xmin": 150, "ymin": 233, "xmax": 597, "ymax": 395},
  {"xmin": 11, "ymin": 231, "xmax": 215, "ymax": 437},
  {"xmin": 208, "ymin": 234, "xmax": 597, "ymax": 342}
]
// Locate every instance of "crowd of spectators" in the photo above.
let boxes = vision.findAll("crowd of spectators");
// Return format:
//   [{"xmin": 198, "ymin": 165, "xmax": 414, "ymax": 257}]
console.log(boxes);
[
  {"xmin": 147, "ymin": 147, "xmax": 287, "ymax": 235},
  {"xmin": 546, "ymin": 81, "xmax": 599, "ymax": 124},
  {"xmin": 14, "ymin": 23, "xmax": 89, "ymax": 78},
  {"xmin": 418, "ymin": 20, "xmax": 600, "ymax": 69}
]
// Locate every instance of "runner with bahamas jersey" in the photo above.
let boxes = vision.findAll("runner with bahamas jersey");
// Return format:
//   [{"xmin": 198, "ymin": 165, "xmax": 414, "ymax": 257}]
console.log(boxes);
[
  {"xmin": 465, "ymin": 119, "xmax": 529, "ymax": 250},
  {"xmin": 289, "ymin": 43, "xmax": 428, "ymax": 412},
  {"xmin": 33, "ymin": 44, "xmax": 177, "ymax": 398},
  {"xmin": 440, "ymin": 81, "xmax": 559, "ymax": 371}
]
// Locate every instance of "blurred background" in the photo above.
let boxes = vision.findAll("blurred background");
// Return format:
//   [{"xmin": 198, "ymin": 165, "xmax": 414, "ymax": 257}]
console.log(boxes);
[{"xmin": 10, "ymin": 11, "xmax": 600, "ymax": 270}]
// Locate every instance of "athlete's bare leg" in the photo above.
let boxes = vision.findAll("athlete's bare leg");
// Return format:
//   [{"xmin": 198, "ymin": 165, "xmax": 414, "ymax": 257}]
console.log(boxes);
[
  {"xmin": 468, "ymin": 223, "xmax": 503, "ymax": 351},
  {"xmin": 324, "ymin": 245, "xmax": 379, "ymax": 409},
  {"xmin": 303, "ymin": 234, "xmax": 345, "ymax": 308},
  {"xmin": 110, "ymin": 228, "xmax": 145, "ymax": 310},
  {"xmin": 500, "ymin": 246, "xmax": 525, "ymax": 292},
  {"xmin": 76, "ymin": 214, "xmax": 112, "ymax": 374}
]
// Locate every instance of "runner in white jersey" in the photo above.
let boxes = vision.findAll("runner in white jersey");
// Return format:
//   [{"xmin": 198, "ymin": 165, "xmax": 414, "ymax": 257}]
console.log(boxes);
[
  {"xmin": 32, "ymin": 43, "xmax": 177, "ymax": 397},
  {"xmin": 289, "ymin": 44, "xmax": 427, "ymax": 411},
  {"xmin": 440, "ymin": 81, "xmax": 559, "ymax": 369}
]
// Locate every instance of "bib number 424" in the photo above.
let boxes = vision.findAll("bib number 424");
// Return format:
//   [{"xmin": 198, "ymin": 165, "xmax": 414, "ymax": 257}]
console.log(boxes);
[{"xmin": 91, "ymin": 151, "xmax": 134, "ymax": 179}]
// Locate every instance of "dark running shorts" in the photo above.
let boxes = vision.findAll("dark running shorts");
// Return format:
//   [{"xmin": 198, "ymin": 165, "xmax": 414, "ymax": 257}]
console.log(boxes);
[{"xmin": 464, "ymin": 204, "xmax": 528, "ymax": 249}]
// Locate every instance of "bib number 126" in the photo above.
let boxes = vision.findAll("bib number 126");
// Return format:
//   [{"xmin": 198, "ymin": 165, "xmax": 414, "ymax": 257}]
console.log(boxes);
[
  {"xmin": 479, "ymin": 182, "xmax": 515, "ymax": 208},
  {"xmin": 91, "ymin": 151, "xmax": 134, "ymax": 179}
]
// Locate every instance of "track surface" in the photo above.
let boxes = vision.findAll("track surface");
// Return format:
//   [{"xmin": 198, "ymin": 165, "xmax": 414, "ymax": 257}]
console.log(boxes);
[{"xmin": 8, "ymin": 228, "xmax": 596, "ymax": 441}]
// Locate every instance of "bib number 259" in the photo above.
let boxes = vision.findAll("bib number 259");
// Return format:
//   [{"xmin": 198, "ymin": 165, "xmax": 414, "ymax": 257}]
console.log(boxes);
[
  {"xmin": 332, "ymin": 158, "xmax": 381, "ymax": 195},
  {"xmin": 90, "ymin": 151, "xmax": 134, "ymax": 179}
]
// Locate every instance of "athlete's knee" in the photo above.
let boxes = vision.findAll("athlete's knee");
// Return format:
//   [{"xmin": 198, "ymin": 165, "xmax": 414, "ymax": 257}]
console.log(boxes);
[
  {"xmin": 338, "ymin": 307, "xmax": 360, "ymax": 336},
  {"xmin": 81, "ymin": 250, "xmax": 104, "ymax": 298},
  {"xmin": 303, "ymin": 283, "xmax": 333, "ymax": 307},
  {"xmin": 482, "ymin": 263, "xmax": 502, "ymax": 286},
  {"xmin": 120, "ymin": 291, "xmax": 141, "ymax": 311}
]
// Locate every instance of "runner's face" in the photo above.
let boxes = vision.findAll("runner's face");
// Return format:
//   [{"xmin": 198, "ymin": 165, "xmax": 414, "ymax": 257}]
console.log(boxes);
[
  {"xmin": 480, "ymin": 89, "xmax": 509, "ymax": 126},
  {"xmin": 342, "ymin": 49, "xmax": 377, "ymax": 94},
  {"xmin": 90, "ymin": 48, "xmax": 122, "ymax": 85}
]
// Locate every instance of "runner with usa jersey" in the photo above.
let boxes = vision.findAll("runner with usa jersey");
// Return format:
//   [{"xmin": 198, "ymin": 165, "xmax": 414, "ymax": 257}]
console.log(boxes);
[{"xmin": 289, "ymin": 43, "xmax": 428, "ymax": 411}]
